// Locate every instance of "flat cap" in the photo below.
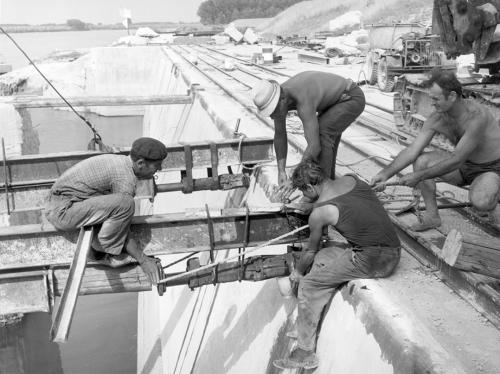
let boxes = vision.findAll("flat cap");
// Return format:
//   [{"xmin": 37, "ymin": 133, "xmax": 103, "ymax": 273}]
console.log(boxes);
[{"xmin": 131, "ymin": 137, "xmax": 168, "ymax": 161}]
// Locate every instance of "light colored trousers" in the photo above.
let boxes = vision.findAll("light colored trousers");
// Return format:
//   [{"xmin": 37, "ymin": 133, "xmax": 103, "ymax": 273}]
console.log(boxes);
[
  {"xmin": 297, "ymin": 245, "xmax": 400, "ymax": 351},
  {"xmin": 45, "ymin": 193, "xmax": 135, "ymax": 255}
]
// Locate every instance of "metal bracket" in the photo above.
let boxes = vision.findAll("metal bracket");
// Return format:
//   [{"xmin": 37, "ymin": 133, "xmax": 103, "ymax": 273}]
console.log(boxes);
[
  {"xmin": 205, "ymin": 204, "xmax": 215, "ymax": 263},
  {"xmin": 187, "ymin": 83, "xmax": 203, "ymax": 97},
  {"xmin": 209, "ymin": 143, "xmax": 219, "ymax": 190},
  {"xmin": 205, "ymin": 204, "xmax": 219, "ymax": 285},
  {"xmin": 2, "ymin": 138, "xmax": 11, "ymax": 214},
  {"xmin": 156, "ymin": 259, "xmax": 167, "ymax": 296},
  {"xmin": 182, "ymin": 145, "xmax": 194, "ymax": 193},
  {"xmin": 237, "ymin": 203, "xmax": 250, "ymax": 282}
]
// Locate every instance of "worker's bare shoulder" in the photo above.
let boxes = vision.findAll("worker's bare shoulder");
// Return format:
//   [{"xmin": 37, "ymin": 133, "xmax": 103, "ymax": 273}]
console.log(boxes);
[{"xmin": 463, "ymin": 99, "xmax": 491, "ymax": 128}]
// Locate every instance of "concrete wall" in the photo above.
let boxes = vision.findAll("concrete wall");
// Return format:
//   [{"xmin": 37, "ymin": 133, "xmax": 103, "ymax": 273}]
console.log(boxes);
[{"xmin": 135, "ymin": 47, "xmax": 409, "ymax": 374}]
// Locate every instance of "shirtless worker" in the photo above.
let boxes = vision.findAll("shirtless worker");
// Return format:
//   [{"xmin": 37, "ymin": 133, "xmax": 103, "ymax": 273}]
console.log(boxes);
[
  {"xmin": 44, "ymin": 137, "xmax": 168, "ymax": 284},
  {"xmin": 371, "ymin": 68, "xmax": 500, "ymax": 231},
  {"xmin": 251, "ymin": 71, "xmax": 365, "ymax": 194},
  {"xmin": 273, "ymin": 161, "xmax": 400, "ymax": 370}
]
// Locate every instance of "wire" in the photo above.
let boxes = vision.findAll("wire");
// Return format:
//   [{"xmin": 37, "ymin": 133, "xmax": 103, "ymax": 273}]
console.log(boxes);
[{"xmin": 0, "ymin": 26, "xmax": 105, "ymax": 145}]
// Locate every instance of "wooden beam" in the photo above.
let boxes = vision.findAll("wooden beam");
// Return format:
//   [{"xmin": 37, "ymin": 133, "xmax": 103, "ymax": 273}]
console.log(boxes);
[
  {"xmin": 0, "ymin": 206, "xmax": 308, "ymax": 270},
  {"xmin": 50, "ymin": 226, "xmax": 93, "ymax": 343},
  {"xmin": 441, "ymin": 229, "xmax": 500, "ymax": 279},
  {"xmin": 0, "ymin": 94, "xmax": 192, "ymax": 108}
]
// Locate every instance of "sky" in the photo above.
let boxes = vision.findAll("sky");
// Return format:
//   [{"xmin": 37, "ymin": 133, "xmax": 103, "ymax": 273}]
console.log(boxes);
[{"xmin": 0, "ymin": 0, "xmax": 204, "ymax": 24}]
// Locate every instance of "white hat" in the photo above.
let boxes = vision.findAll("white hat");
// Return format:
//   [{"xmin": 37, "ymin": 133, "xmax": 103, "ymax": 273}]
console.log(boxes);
[{"xmin": 251, "ymin": 79, "xmax": 281, "ymax": 117}]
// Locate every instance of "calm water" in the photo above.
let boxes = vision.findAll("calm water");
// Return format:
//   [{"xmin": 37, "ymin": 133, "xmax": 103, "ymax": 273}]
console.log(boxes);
[
  {"xmin": 1, "ymin": 30, "xmax": 144, "ymax": 374},
  {"xmin": 0, "ymin": 30, "xmax": 128, "ymax": 70}
]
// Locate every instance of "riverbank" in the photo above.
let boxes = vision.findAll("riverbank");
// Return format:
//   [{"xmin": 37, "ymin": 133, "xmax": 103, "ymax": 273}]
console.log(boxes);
[{"xmin": 0, "ymin": 22, "xmax": 218, "ymax": 34}]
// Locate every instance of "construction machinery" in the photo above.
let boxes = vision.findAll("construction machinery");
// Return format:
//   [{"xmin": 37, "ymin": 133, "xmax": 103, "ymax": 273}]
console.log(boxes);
[
  {"xmin": 394, "ymin": 0, "xmax": 500, "ymax": 149},
  {"xmin": 363, "ymin": 22, "xmax": 456, "ymax": 92}
]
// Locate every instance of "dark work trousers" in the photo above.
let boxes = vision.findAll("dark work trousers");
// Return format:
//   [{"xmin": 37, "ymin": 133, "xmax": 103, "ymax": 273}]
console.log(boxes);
[
  {"xmin": 318, "ymin": 85, "xmax": 365, "ymax": 178},
  {"xmin": 296, "ymin": 244, "xmax": 400, "ymax": 351},
  {"xmin": 45, "ymin": 193, "xmax": 135, "ymax": 255}
]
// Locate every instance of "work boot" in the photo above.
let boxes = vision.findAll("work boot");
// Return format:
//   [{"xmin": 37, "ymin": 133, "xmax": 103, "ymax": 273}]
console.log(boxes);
[{"xmin": 273, "ymin": 347, "xmax": 319, "ymax": 370}]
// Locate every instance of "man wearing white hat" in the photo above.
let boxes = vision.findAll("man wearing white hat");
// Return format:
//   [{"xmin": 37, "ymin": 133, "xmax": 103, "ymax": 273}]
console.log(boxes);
[{"xmin": 251, "ymin": 71, "xmax": 365, "ymax": 196}]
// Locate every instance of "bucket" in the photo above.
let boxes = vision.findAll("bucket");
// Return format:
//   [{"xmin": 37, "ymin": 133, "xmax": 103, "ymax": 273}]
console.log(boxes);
[{"xmin": 262, "ymin": 46, "xmax": 274, "ymax": 64}]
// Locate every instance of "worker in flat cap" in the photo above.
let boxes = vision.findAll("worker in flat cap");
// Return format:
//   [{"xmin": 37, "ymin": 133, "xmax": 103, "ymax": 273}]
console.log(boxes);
[
  {"xmin": 251, "ymin": 71, "xmax": 365, "ymax": 200},
  {"xmin": 45, "ymin": 137, "xmax": 168, "ymax": 284}
]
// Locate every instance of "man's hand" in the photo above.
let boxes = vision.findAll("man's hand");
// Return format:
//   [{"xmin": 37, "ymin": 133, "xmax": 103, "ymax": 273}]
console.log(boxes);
[
  {"xmin": 370, "ymin": 173, "xmax": 388, "ymax": 191},
  {"xmin": 277, "ymin": 177, "xmax": 295, "ymax": 202},
  {"xmin": 398, "ymin": 172, "xmax": 422, "ymax": 188},
  {"xmin": 139, "ymin": 256, "xmax": 160, "ymax": 285}
]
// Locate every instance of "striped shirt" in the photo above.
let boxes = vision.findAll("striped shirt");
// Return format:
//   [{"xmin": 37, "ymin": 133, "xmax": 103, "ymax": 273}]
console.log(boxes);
[{"xmin": 51, "ymin": 154, "xmax": 137, "ymax": 201}]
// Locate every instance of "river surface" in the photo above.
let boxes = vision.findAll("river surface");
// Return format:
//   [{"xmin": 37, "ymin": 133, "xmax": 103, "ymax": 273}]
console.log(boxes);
[
  {"xmin": 0, "ymin": 30, "xmax": 128, "ymax": 70},
  {"xmin": 1, "ymin": 30, "xmax": 144, "ymax": 374}
]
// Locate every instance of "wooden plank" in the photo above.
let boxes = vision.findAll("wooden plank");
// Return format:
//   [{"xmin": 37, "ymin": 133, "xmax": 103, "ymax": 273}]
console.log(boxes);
[
  {"xmin": 0, "ymin": 94, "xmax": 192, "ymax": 108},
  {"xmin": 50, "ymin": 226, "xmax": 93, "ymax": 343},
  {"xmin": 442, "ymin": 229, "xmax": 500, "ymax": 278},
  {"xmin": 0, "ymin": 206, "xmax": 307, "ymax": 270}
]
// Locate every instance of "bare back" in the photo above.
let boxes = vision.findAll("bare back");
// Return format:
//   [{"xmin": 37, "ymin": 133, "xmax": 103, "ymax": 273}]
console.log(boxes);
[
  {"xmin": 431, "ymin": 99, "xmax": 500, "ymax": 163},
  {"xmin": 282, "ymin": 71, "xmax": 349, "ymax": 114}
]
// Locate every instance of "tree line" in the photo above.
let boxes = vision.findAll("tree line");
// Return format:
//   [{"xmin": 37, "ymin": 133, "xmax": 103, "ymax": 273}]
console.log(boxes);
[{"xmin": 197, "ymin": 0, "xmax": 305, "ymax": 25}]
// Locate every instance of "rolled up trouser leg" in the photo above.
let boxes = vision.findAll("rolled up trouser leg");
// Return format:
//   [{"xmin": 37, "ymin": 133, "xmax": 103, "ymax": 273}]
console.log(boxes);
[{"xmin": 47, "ymin": 194, "xmax": 135, "ymax": 255}]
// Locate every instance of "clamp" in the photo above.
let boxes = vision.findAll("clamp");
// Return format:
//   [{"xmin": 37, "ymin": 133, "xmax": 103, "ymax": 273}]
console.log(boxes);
[
  {"xmin": 205, "ymin": 204, "xmax": 218, "ymax": 285},
  {"xmin": 1, "ymin": 138, "xmax": 10, "ymax": 214},
  {"xmin": 237, "ymin": 203, "xmax": 250, "ymax": 282},
  {"xmin": 182, "ymin": 145, "xmax": 194, "ymax": 193}
]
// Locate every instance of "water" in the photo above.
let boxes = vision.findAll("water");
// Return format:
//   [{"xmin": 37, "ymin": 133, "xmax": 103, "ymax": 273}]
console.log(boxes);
[
  {"xmin": 0, "ymin": 30, "xmax": 128, "ymax": 70},
  {"xmin": 1, "ymin": 293, "xmax": 138, "ymax": 374},
  {"xmin": 1, "ymin": 30, "xmax": 145, "ymax": 374},
  {"xmin": 28, "ymin": 108, "xmax": 143, "ymax": 153}
]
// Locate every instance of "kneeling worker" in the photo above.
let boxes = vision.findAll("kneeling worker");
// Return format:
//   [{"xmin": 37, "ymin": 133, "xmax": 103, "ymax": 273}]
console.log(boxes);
[
  {"xmin": 45, "ymin": 137, "xmax": 168, "ymax": 284},
  {"xmin": 371, "ymin": 69, "xmax": 500, "ymax": 230},
  {"xmin": 274, "ymin": 161, "xmax": 401, "ymax": 370}
]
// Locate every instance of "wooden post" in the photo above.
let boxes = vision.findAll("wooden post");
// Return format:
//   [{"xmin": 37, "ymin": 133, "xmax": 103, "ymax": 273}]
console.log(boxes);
[{"xmin": 441, "ymin": 229, "xmax": 500, "ymax": 279}]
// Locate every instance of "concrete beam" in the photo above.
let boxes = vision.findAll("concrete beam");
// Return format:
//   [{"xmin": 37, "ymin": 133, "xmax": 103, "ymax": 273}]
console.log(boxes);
[
  {"xmin": 0, "ymin": 137, "xmax": 273, "ymax": 183},
  {"xmin": 0, "ymin": 206, "xmax": 308, "ymax": 270}
]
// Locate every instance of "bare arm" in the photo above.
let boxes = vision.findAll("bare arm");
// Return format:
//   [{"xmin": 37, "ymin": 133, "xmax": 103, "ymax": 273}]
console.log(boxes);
[
  {"xmin": 415, "ymin": 117, "xmax": 482, "ymax": 181},
  {"xmin": 273, "ymin": 116, "xmax": 288, "ymax": 178},
  {"xmin": 371, "ymin": 114, "xmax": 440, "ymax": 189},
  {"xmin": 383, "ymin": 125, "xmax": 436, "ymax": 178},
  {"xmin": 295, "ymin": 206, "xmax": 338, "ymax": 274},
  {"xmin": 297, "ymin": 103, "xmax": 321, "ymax": 162}
]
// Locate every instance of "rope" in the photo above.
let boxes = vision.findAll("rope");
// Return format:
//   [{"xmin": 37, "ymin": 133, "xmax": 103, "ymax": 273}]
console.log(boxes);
[
  {"xmin": 158, "ymin": 224, "xmax": 309, "ymax": 284},
  {"xmin": 0, "ymin": 27, "xmax": 105, "ymax": 145}
]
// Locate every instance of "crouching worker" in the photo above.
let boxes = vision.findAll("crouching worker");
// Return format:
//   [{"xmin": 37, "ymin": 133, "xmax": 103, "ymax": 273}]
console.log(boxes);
[
  {"xmin": 274, "ymin": 161, "xmax": 401, "ymax": 370},
  {"xmin": 44, "ymin": 137, "xmax": 168, "ymax": 284}
]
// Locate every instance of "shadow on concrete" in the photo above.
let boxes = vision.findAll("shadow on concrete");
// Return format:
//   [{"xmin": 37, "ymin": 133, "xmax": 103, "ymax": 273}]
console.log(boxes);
[
  {"xmin": 191, "ymin": 280, "xmax": 297, "ymax": 374},
  {"xmin": 140, "ymin": 286, "xmax": 196, "ymax": 374}
]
